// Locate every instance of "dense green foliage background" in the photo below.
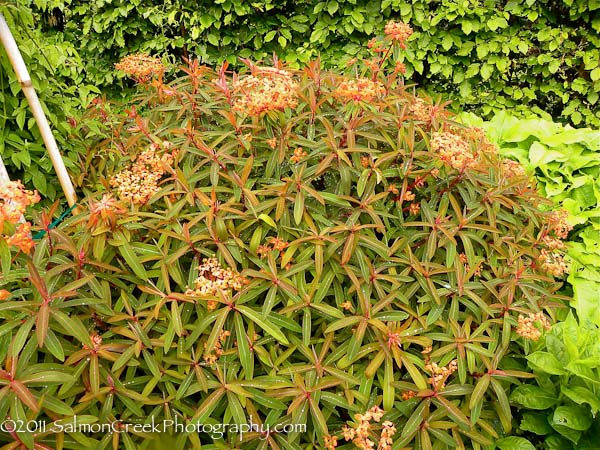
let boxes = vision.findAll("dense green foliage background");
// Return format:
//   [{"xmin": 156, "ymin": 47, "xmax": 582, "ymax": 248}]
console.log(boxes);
[
  {"xmin": 30, "ymin": 0, "xmax": 600, "ymax": 126},
  {"xmin": 0, "ymin": 1, "xmax": 96, "ymax": 199}
]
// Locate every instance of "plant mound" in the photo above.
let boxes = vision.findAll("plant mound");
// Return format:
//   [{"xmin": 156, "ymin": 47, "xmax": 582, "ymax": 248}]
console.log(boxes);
[{"xmin": 0, "ymin": 24, "xmax": 572, "ymax": 450}]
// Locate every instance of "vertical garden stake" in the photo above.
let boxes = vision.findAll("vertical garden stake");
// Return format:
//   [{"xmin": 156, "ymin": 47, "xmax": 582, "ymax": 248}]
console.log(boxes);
[{"xmin": 0, "ymin": 13, "xmax": 78, "ymax": 210}]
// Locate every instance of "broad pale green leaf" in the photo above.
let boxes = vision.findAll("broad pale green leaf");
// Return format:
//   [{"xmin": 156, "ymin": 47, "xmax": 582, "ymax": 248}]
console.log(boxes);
[
  {"xmin": 496, "ymin": 436, "xmax": 536, "ymax": 450},
  {"xmin": 510, "ymin": 385, "xmax": 558, "ymax": 409}
]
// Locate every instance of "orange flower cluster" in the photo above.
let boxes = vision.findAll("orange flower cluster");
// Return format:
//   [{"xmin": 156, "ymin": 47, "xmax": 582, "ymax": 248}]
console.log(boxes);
[
  {"xmin": 290, "ymin": 147, "xmax": 307, "ymax": 163},
  {"xmin": 5, "ymin": 222, "xmax": 34, "ymax": 253},
  {"xmin": 257, "ymin": 237, "xmax": 289, "ymax": 257},
  {"xmin": 539, "ymin": 249, "xmax": 569, "ymax": 277},
  {"xmin": 342, "ymin": 406, "xmax": 394, "ymax": 450},
  {"xmin": 367, "ymin": 37, "xmax": 386, "ymax": 53},
  {"xmin": 115, "ymin": 53, "xmax": 165, "ymax": 82},
  {"xmin": 232, "ymin": 67, "xmax": 299, "ymax": 116},
  {"xmin": 379, "ymin": 422, "xmax": 396, "ymax": 450},
  {"xmin": 267, "ymin": 137, "xmax": 278, "ymax": 149},
  {"xmin": 547, "ymin": 209, "xmax": 572, "ymax": 239},
  {"xmin": 403, "ymin": 190, "xmax": 415, "ymax": 201},
  {"xmin": 425, "ymin": 359, "xmax": 458, "ymax": 390},
  {"xmin": 204, "ymin": 330, "xmax": 231, "ymax": 365},
  {"xmin": 384, "ymin": 21, "xmax": 413, "ymax": 48},
  {"xmin": 536, "ymin": 209, "xmax": 571, "ymax": 277},
  {"xmin": 0, "ymin": 180, "xmax": 39, "ymax": 253},
  {"xmin": 324, "ymin": 435, "xmax": 338, "ymax": 450},
  {"xmin": 110, "ymin": 147, "xmax": 174, "ymax": 205},
  {"xmin": 185, "ymin": 258, "xmax": 248, "ymax": 301},
  {"xmin": 341, "ymin": 301, "xmax": 353, "ymax": 311},
  {"xmin": 0, "ymin": 180, "xmax": 40, "ymax": 229},
  {"xmin": 409, "ymin": 98, "xmax": 432, "ymax": 122},
  {"xmin": 401, "ymin": 390, "xmax": 416, "ymax": 401},
  {"xmin": 503, "ymin": 159, "xmax": 526, "ymax": 178},
  {"xmin": 335, "ymin": 78, "xmax": 385, "ymax": 104},
  {"xmin": 516, "ymin": 312, "xmax": 551, "ymax": 341},
  {"xmin": 541, "ymin": 235, "xmax": 565, "ymax": 251},
  {"xmin": 430, "ymin": 132, "xmax": 477, "ymax": 170},
  {"xmin": 88, "ymin": 193, "xmax": 127, "ymax": 229}
]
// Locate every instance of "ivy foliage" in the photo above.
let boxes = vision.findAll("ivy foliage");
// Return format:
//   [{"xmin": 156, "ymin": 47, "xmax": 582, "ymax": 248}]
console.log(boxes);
[
  {"xmin": 31, "ymin": 0, "xmax": 600, "ymax": 126},
  {"xmin": 0, "ymin": 1, "xmax": 97, "ymax": 200}
]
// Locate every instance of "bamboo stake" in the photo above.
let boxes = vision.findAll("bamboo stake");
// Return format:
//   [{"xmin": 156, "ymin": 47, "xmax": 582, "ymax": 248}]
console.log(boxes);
[{"xmin": 0, "ymin": 13, "xmax": 78, "ymax": 210}]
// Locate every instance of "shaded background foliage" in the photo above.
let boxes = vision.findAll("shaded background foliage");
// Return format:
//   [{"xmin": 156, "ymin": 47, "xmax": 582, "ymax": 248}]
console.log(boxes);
[
  {"xmin": 30, "ymin": 0, "xmax": 600, "ymax": 126},
  {"xmin": 0, "ymin": 1, "xmax": 97, "ymax": 200}
]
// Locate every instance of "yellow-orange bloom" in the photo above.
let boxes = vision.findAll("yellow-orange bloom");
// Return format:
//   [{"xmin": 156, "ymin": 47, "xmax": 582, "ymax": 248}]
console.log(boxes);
[
  {"xmin": 0, "ymin": 180, "xmax": 40, "ymax": 229},
  {"xmin": 430, "ymin": 132, "xmax": 477, "ymax": 170},
  {"xmin": 110, "ymin": 147, "xmax": 174, "ymax": 205},
  {"xmin": 335, "ymin": 78, "xmax": 385, "ymax": 104},
  {"xmin": 4, "ymin": 222, "xmax": 34, "ymax": 254},
  {"xmin": 516, "ymin": 312, "xmax": 551, "ymax": 340},
  {"xmin": 290, "ymin": 147, "xmax": 307, "ymax": 163},
  {"xmin": 233, "ymin": 67, "xmax": 299, "ymax": 116},
  {"xmin": 384, "ymin": 21, "xmax": 413, "ymax": 48},
  {"xmin": 185, "ymin": 258, "xmax": 248, "ymax": 299},
  {"xmin": 115, "ymin": 53, "xmax": 165, "ymax": 82}
]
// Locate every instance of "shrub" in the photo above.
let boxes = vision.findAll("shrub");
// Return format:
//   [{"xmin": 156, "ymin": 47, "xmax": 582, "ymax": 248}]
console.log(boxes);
[
  {"xmin": 1, "ymin": 25, "xmax": 572, "ymax": 449},
  {"xmin": 31, "ymin": 0, "xmax": 600, "ymax": 126}
]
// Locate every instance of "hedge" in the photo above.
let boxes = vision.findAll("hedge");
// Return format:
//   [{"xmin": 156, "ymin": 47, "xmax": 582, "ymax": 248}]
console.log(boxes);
[{"xmin": 31, "ymin": 0, "xmax": 600, "ymax": 127}]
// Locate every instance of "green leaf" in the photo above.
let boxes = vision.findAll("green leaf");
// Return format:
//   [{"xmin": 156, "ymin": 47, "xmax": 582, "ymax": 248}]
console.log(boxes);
[
  {"xmin": 519, "ymin": 412, "xmax": 553, "ymax": 435},
  {"xmin": 236, "ymin": 305, "xmax": 289, "ymax": 345},
  {"xmin": 264, "ymin": 30, "xmax": 276, "ymax": 42},
  {"xmin": 119, "ymin": 242, "xmax": 148, "ymax": 280},
  {"xmin": 258, "ymin": 213, "xmax": 277, "ymax": 228},
  {"xmin": 496, "ymin": 437, "xmax": 536, "ymax": 450},
  {"xmin": 552, "ymin": 405, "xmax": 593, "ymax": 431},
  {"xmin": 561, "ymin": 386, "xmax": 600, "ymax": 414},
  {"xmin": 526, "ymin": 352, "xmax": 566, "ymax": 375},
  {"xmin": 51, "ymin": 310, "xmax": 92, "ymax": 345},
  {"xmin": 510, "ymin": 385, "xmax": 558, "ymax": 409},
  {"xmin": 21, "ymin": 371, "xmax": 76, "ymax": 384}
]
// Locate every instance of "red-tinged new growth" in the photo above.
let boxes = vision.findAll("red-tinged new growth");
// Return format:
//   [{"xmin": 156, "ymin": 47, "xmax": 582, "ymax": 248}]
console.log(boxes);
[
  {"xmin": 88, "ymin": 193, "xmax": 127, "ymax": 229},
  {"xmin": 232, "ymin": 67, "xmax": 299, "ymax": 116}
]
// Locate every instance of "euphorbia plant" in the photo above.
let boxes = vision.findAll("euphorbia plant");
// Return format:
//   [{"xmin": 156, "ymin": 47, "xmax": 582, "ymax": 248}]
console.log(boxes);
[{"xmin": 0, "ymin": 22, "xmax": 573, "ymax": 450}]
